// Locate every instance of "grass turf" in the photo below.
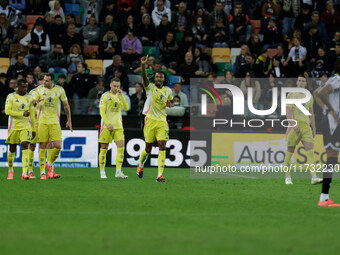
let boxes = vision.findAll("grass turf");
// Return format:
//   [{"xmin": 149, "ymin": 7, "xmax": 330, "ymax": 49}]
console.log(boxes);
[{"xmin": 0, "ymin": 167, "xmax": 340, "ymax": 255}]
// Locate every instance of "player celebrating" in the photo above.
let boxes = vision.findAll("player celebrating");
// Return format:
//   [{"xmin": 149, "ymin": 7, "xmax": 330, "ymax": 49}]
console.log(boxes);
[
  {"xmin": 137, "ymin": 55, "xmax": 174, "ymax": 182},
  {"xmin": 284, "ymin": 75, "xmax": 322, "ymax": 185},
  {"xmin": 98, "ymin": 77, "xmax": 129, "ymax": 179},
  {"xmin": 5, "ymin": 79, "xmax": 36, "ymax": 180},
  {"xmin": 35, "ymin": 73, "xmax": 72, "ymax": 179},
  {"xmin": 314, "ymin": 60, "xmax": 340, "ymax": 207}
]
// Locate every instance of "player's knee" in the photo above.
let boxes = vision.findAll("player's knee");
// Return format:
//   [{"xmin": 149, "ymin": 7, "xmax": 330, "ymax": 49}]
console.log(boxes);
[
  {"xmin": 9, "ymin": 145, "xmax": 16, "ymax": 153},
  {"xmin": 158, "ymin": 142, "xmax": 166, "ymax": 150},
  {"xmin": 145, "ymin": 144, "xmax": 152, "ymax": 153},
  {"xmin": 21, "ymin": 142, "xmax": 29, "ymax": 150}
]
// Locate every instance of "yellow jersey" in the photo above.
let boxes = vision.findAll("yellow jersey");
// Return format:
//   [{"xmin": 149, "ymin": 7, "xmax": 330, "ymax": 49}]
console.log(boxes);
[
  {"xmin": 34, "ymin": 85, "xmax": 67, "ymax": 124},
  {"xmin": 287, "ymin": 92, "xmax": 313, "ymax": 123},
  {"xmin": 5, "ymin": 92, "xmax": 36, "ymax": 131},
  {"xmin": 142, "ymin": 83, "xmax": 173, "ymax": 121},
  {"xmin": 99, "ymin": 91, "xmax": 129, "ymax": 129}
]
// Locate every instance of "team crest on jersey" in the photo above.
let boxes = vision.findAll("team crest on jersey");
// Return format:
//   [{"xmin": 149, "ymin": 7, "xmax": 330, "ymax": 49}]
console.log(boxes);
[
  {"xmin": 114, "ymin": 102, "xmax": 118, "ymax": 107},
  {"xmin": 21, "ymin": 104, "xmax": 25, "ymax": 109},
  {"xmin": 15, "ymin": 99, "xmax": 19, "ymax": 102},
  {"xmin": 48, "ymin": 97, "xmax": 52, "ymax": 103},
  {"xmin": 43, "ymin": 93, "xmax": 46, "ymax": 96}
]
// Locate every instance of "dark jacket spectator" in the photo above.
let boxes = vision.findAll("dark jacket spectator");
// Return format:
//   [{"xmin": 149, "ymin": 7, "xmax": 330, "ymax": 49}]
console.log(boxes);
[
  {"xmin": 136, "ymin": 13, "xmax": 156, "ymax": 46},
  {"xmin": 69, "ymin": 63, "xmax": 94, "ymax": 98},
  {"xmin": 262, "ymin": 17, "xmax": 283, "ymax": 49},
  {"xmin": 171, "ymin": 2, "xmax": 190, "ymax": 33},
  {"xmin": 61, "ymin": 23, "xmax": 84, "ymax": 54},
  {"xmin": 155, "ymin": 14, "xmax": 172, "ymax": 41},
  {"xmin": 177, "ymin": 52, "xmax": 198, "ymax": 84},
  {"xmin": 6, "ymin": 53, "xmax": 30, "ymax": 79},
  {"xmin": 302, "ymin": 24, "xmax": 323, "ymax": 61},
  {"xmin": 47, "ymin": 43, "xmax": 67, "ymax": 74},
  {"xmin": 48, "ymin": 15, "xmax": 65, "ymax": 44},
  {"xmin": 130, "ymin": 82, "xmax": 146, "ymax": 115},
  {"xmin": 159, "ymin": 32, "xmax": 179, "ymax": 66},
  {"xmin": 254, "ymin": 49, "xmax": 271, "ymax": 77},
  {"xmin": 208, "ymin": 1, "xmax": 228, "ymax": 29},
  {"xmin": 235, "ymin": 45, "xmax": 254, "ymax": 78},
  {"xmin": 321, "ymin": 1, "xmax": 340, "ymax": 37},
  {"xmin": 100, "ymin": 28, "xmax": 119, "ymax": 59}
]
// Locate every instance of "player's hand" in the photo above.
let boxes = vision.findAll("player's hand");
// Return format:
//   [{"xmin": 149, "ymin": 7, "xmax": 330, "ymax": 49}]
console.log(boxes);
[
  {"xmin": 66, "ymin": 120, "xmax": 73, "ymax": 132},
  {"xmin": 32, "ymin": 131, "xmax": 36, "ymax": 139},
  {"xmin": 293, "ymin": 126, "xmax": 301, "ymax": 133},
  {"xmin": 23, "ymin": 111, "xmax": 30, "ymax": 117},
  {"xmin": 140, "ymin": 55, "xmax": 148, "ymax": 65},
  {"xmin": 312, "ymin": 129, "xmax": 316, "ymax": 138},
  {"xmin": 107, "ymin": 124, "xmax": 114, "ymax": 132},
  {"xmin": 117, "ymin": 89, "xmax": 123, "ymax": 96}
]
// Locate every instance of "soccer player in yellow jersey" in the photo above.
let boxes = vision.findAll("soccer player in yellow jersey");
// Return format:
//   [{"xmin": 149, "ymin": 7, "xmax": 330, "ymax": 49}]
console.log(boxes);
[
  {"xmin": 5, "ymin": 79, "xmax": 36, "ymax": 180},
  {"xmin": 98, "ymin": 77, "xmax": 129, "ymax": 179},
  {"xmin": 34, "ymin": 73, "xmax": 72, "ymax": 179},
  {"xmin": 284, "ymin": 75, "xmax": 323, "ymax": 185},
  {"xmin": 137, "ymin": 55, "xmax": 174, "ymax": 182}
]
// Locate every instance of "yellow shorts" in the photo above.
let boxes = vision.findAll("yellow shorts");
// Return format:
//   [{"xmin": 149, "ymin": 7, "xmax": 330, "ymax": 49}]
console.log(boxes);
[
  {"xmin": 6, "ymin": 129, "xmax": 32, "ymax": 144},
  {"xmin": 99, "ymin": 127, "xmax": 124, "ymax": 144},
  {"xmin": 143, "ymin": 117, "xmax": 169, "ymax": 143},
  {"xmin": 38, "ymin": 123, "xmax": 62, "ymax": 143},
  {"xmin": 286, "ymin": 121, "xmax": 313, "ymax": 147}
]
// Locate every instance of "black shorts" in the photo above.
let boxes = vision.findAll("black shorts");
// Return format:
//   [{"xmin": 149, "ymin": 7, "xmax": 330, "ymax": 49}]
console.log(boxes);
[{"xmin": 322, "ymin": 115, "xmax": 340, "ymax": 151}]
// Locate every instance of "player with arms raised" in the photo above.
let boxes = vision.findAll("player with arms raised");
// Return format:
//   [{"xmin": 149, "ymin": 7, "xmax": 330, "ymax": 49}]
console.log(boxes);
[
  {"xmin": 5, "ymin": 79, "xmax": 36, "ymax": 179},
  {"xmin": 137, "ymin": 55, "xmax": 174, "ymax": 182},
  {"xmin": 98, "ymin": 77, "xmax": 129, "ymax": 179},
  {"xmin": 284, "ymin": 75, "xmax": 323, "ymax": 185},
  {"xmin": 314, "ymin": 60, "xmax": 340, "ymax": 207},
  {"xmin": 34, "ymin": 73, "xmax": 72, "ymax": 179}
]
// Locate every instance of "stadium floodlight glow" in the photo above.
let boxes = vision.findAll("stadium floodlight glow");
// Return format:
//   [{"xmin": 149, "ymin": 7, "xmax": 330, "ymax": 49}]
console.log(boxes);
[{"xmin": 201, "ymin": 84, "xmax": 312, "ymax": 116}]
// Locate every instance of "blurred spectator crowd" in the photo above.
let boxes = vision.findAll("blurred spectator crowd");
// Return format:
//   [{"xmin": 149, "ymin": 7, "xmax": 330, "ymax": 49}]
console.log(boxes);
[{"xmin": 0, "ymin": 0, "xmax": 339, "ymax": 120}]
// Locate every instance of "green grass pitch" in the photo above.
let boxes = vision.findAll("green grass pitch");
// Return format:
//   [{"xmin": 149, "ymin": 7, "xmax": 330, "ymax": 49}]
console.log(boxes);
[{"xmin": 0, "ymin": 167, "xmax": 340, "ymax": 255}]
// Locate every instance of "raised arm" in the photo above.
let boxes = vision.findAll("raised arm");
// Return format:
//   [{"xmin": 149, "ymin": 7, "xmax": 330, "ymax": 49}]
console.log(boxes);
[
  {"xmin": 29, "ymin": 101, "xmax": 37, "ymax": 133},
  {"xmin": 140, "ymin": 55, "xmax": 150, "ymax": 88}
]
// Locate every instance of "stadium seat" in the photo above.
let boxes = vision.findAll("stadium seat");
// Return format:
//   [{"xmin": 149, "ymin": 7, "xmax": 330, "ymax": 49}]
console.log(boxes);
[
  {"xmin": 267, "ymin": 49, "xmax": 278, "ymax": 59},
  {"xmin": 169, "ymin": 75, "xmax": 181, "ymax": 87},
  {"xmin": 128, "ymin": 74, "xmax": 142, "ymax": 87},
  {"xmin": 26, "ymin": 15, "xmax": 44, "ymax": 31},
  {"xmin": 83, "ymin": 45, "xmax": 99, "ymax": 59},
  {"xmin": 215, "ymin": 62, "xmax": 232, "ymax": 72},
  {"xmin": 142, "ymin": 46, "xmax": 157, "ymax": 58},
  {"xmin": 250, "ymin": 20, "xmax": 261, "ymax": 34},
  {"xmin": 230, "ymin": 48, "xmax": 241, "ymax": 64},
  {"xmin": 9, "ymin": 44, "xmax": 28, "ymax": 58},
  {"xmin": 54, "ymin": 73, "xmax": 67, "ymax": 83},
  {"xmin": 103, "ymin": 59, "xmax": 113, "ymax": 75},
  {"xmin": 65, "ymin": 3, "xmax": 80, "ymax": 16},
  {"xmin": 176, "ymin": 32, "xmax": 184, "ymax": 43},
  {"xmin": 212, "ymin": 48, "xmax": 230, "ymax": 63},
  {"xmin": 85, "ymin": 59, "xmax": 103, "ymax": 75},
  {"xmin": 0, "ymin": 58, "xmax": 10, "ymax": 73}
]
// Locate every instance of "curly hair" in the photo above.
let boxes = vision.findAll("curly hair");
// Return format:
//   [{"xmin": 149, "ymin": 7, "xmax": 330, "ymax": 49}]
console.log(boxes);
[{"xmin": 148, "ymin": 71, "xmax": 169, "ymax": 86}]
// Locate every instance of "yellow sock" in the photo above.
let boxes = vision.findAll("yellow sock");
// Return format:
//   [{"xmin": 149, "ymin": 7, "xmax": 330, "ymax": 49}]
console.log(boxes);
[
  {"xmin": 39, "ymin": 149, "xmax": 46, "ymax": 173},
  {"xmin": 28, "ymin": 149, "xmax": 34, "ymax": 172},
  {"xmin": 22, "ymin": 149, "xmax": 29, "ymax": 174},
  {"xmin": 99, "ymin": 149, "xmax": 107, "ymax": 171},
  {"xmin": 49, "ymin": 148, "xmax": 61, "ymax": 164},
  {"xmin": 8, "ymin": 151, "xmax": 15, "ymax": 171},
  {"xmin": 116, "ymin": 147, "xmax": 124, "ymax": 170},
  {"xmin": 306, "ymin": 149, "xmax": 316, "ymax": 177},
  {"xmin": 284, "ymin": 151, "xmax": 293, "ymax": 178},
  {"xmin": 158, "ymin": 150, "xmax": 166, "ymax": 176},
  {"xmin": 139, "ymin": 149, "xmax": 149, "ymax": 166},
  {"xmin": 47, "ymin": 148, "xmax": 53, "ymax": 163}
]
